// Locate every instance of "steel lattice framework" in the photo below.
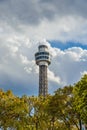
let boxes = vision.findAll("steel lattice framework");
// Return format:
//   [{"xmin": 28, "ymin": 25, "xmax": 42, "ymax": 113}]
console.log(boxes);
[{"xmin": 35, "ymin": 44, "xmax": 51, "ymax": 96}]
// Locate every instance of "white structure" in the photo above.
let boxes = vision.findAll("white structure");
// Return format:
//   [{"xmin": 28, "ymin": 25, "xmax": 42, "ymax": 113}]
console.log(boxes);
[{"xmin": 35, "ymin": 44, "xmax": 51, "ymax": 96}]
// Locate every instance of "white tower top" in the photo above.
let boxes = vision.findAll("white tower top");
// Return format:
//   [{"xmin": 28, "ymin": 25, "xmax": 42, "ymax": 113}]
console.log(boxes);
[{"xmin": 35, "ymin": 44, "xmax": 51, "ymax": 66}]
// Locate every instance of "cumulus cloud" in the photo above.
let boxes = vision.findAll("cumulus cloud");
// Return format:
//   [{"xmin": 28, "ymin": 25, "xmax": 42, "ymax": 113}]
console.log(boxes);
[
  {"xmin": 0, "ymin": 0, "xmax": 87, "ymax": 95},
  {"xmin": 48, "ymin": 69, "xmax": 61, "ymax": 84},
  {"xmin": 0, "ymin": 0, "xmax": 87, "ymax": 25},
  {"xmin": 80, "ymin": 71, "xmax": 87, "ymax": 76},
  {"xmin": 0, "ymin": 34, "xmax": 38, "ymax": 95},
  {"xmin": 0, "ymin": 37, "xmax": 87, "ymax": 95},
  {"xmin": 0, "ymin": 0, "xmax": 87, "ymax": 42},
  {"xmin": 50, "ymin": 46, "xmax": 87, "ymax": 88}
]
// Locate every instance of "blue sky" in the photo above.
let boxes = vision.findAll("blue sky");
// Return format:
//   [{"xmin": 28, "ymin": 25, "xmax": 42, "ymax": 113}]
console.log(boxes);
[
  {"xmin": 0, "ymin": 0, "xmax": 87, "ymax": 96},
  {"xmin": 49, "ymin": 41, "xmax": 87, "ymax": 50}
]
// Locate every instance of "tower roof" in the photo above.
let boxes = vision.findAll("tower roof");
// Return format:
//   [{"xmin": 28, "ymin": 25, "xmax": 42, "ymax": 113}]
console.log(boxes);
[{"xmin": 38, "ymin": 44, "xmax": 48, "ymax": 48}]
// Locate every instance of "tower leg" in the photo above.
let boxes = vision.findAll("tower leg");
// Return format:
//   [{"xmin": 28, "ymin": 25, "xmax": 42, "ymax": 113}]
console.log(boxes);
[{"xmin": 39, "ymin": 65, "xmax": 48, "ymax": 96}]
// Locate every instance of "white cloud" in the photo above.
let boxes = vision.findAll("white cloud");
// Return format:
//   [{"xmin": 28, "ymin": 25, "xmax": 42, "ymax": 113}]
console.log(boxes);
[
  {"xmin": 20, "ymin": 54, "xmax": 30, "ymax": 65},
  {"xmin": 12, "ymin": 16, "xmax": 87, "ymax": 43},
  {"xmin": 80, "ymin": 71, "xmax": 87, "ymax": 76},
  {"xmin": 0, "ymin": 37, "xmax": 87, "ymax": 95},
  {"xmin": 7, "ymin": 44, "xmax": 18, "ymax": 54},
  {"xmin": 48, "ymin": 69, "xmax": 61, "ymax": 84},
  {"xmin": 0, "ymin": 0, "xmax": 87, "ymax": 95},
  {"xmin": 49, "ymin": 46, "xmax": 87, "ymax": 88},
  {"xmin": 24, "ymin": 67, "xmax": 32, "ymax": 74},
  {"xmin": 1, "ymin": 0, "xmax": 87, "ymax": 43}
]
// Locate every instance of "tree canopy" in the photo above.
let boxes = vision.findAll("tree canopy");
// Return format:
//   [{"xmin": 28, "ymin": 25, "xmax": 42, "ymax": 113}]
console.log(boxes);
[
  {"xmin": 73, "ymin": 74, "xmax": 87, "ymax": 126},
  {"xmin": 0, "ymin": 74, "xmax": 87, "ymax": 130}
]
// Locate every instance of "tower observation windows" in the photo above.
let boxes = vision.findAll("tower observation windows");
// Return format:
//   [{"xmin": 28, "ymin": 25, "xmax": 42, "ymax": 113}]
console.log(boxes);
[
  {"xmin": 36, "ymin": 56, "xmax": 49, "ymax": 60},
  {"xmin": 35, "ymin": 52, "xmax": 49, "ymax": 56},
  {"xmin": 35, "ymin": 51, "xmax": 51, "ymax": 61}
]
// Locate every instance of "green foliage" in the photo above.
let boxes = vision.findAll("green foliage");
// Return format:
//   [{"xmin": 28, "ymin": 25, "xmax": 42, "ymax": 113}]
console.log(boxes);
[
  {"xmin": 0, "ymin": 75, "xmax": 87, "ymax": 130},
  {"xmin": 46, "ymin": 86, "xmax": 80, "ymax": 130},
  {"xmin": 73, "ymin": 74, "xmax": 87, "ymax": 125},
  {"xmin": 0, "ymin": 90, "xmax": 29, "ymax": 129}
]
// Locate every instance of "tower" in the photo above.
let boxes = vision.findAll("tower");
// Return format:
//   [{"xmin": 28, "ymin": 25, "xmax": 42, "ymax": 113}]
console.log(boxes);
[{"xmin": 35, "ymin": 44, "xmax": 51, "ymax": 96}]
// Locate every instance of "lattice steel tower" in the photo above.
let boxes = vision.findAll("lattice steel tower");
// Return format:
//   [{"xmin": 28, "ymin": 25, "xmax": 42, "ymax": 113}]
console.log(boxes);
[{"xmin": 35, "ymin": 44, "xmax": 51, "ymax": 96}]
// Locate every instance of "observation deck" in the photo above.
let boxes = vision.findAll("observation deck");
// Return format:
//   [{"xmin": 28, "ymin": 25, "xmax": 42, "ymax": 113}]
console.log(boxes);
[{"xmin": 35, "ymin": 45, "xmax": 51, "ymax": 66}]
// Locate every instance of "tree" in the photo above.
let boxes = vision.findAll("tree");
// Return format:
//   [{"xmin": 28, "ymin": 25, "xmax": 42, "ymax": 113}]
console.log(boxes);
[
  {"xmin": 0, "ymin": 90, "xmax": 29, "ymax": 129},
  {"xmin": 1, "ymin": 74, "xmax": 87, "ymax": 130},
  {"xmin": 46, "ymin": 86, "xmax": 81, "ymax": 130},
  {"xmin": 73, "ymin": 74, "xmax": 87, "ymax": 128},
  {"xmin": 32, "ymin": 95, "xmax": 51, "ymax": 130}
]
